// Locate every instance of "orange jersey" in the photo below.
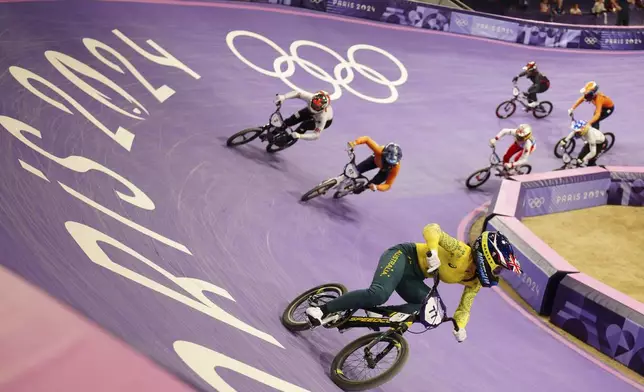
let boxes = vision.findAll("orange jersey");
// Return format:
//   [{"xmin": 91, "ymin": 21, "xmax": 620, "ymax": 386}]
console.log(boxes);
[
  {"xmin": 572, "ymin": 93, "xmax": 614, "ymax": 124},
  {"xmin": 352, "ymin": 136, "xmax": 400, "ymax": 191}
]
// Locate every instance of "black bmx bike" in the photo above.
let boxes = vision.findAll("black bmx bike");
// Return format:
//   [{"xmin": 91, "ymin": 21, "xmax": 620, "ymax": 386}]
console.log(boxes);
[
  {"xmin": 281, "ymin": 273, "xmax": 457, "ymax": 391},
  {"xmin": 226, "ymin": 102, "xmax": 298, "ymax": 153},
  {"xmin": 553, "ymin": 114, "xmax": 616, "ymax": 158},
  {"xmin": 300, "ymin": 148, "xmax": 373, "ymax": 202},
  {"xmin": 555, "ymin": 144, "xmax": 611, "ymax": 171},
  {"xmin": 495, "ymin": 82, "xmax": 553, "ymax": 119},
  {"xmin": 466, "ymin": 146, "xmax": 532, "ymax": 189}
]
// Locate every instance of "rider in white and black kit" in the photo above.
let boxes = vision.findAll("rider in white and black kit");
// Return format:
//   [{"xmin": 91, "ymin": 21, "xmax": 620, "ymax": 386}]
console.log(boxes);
[
  {"xmin": 561, "ymin": 120, "xmax": 606, "ymax": 167},
  {"xmin": 512, "ymin": 61, "xmax": 550, "ymax": 109},
  {"xmin": 271, "ymin": 90, "xmax": 334, "ymax": 141}
]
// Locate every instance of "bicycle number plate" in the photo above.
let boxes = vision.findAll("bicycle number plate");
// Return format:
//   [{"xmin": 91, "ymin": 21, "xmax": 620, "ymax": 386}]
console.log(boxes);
[
  {"xmin": 388, "ymin": 313, "xmax": 411, "ymax": 322},
  {"xmin": 421, "ymin": 297, "xmax": 444, "ymax": 326},
  {"xmin": 270, "ymin": 112, "xmax": 284, "ymax": 128},
  {"xmin": 512, "ymin": 87, "xmax": 519, "ymax": 97},
  {"xmin": 345, "ymin": 164, "xmax": 359, "ymax": 178}
]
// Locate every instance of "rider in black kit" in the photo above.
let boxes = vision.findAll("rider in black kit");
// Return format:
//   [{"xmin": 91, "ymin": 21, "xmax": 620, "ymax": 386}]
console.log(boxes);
[{"xmin": 512, "ymin": 61, "xmax": 550, "ymax": 110}]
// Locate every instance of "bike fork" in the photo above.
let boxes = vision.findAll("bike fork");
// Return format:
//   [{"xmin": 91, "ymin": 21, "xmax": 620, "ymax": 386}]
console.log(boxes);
[{"xmin": 363, "ymin": 330, "xmax": 397, "ymax": 369}]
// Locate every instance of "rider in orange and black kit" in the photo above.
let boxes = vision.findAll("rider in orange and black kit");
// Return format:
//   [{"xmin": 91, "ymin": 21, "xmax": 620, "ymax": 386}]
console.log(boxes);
[
  {"xmin": 568, "ymin": 81, "xmax": 615, "ymax": 130},
  {"xmin": 512, "ymin": 61, "xmax": 550, "ymax": 109},
  {"xmin": 347, "ymin": 136, "xmax": 402, "ymax": 193}
]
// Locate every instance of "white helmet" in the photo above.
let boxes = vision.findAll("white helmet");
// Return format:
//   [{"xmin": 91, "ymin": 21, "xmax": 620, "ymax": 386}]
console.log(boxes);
[{"xmin": 516, "ymin": 124, "xmax": 532, "ymax": 141}]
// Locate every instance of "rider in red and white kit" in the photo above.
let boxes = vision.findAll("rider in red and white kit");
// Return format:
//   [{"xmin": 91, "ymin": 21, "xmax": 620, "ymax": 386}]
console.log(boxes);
[
  {"xmin": 272, "ymin": 90, "xmax": 334, "ymax": 141},
  {"xmin": 489, "ymin": 124, "xmax": 536, "ymax": 171}
]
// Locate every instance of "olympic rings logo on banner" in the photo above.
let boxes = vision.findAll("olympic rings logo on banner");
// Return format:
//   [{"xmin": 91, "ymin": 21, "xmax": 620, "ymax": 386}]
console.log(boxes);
[
  {"xmin": 527, "ymin": 197, "xmax": 545, "ymax": 208},
  {"xmin": 455, "ymin": 17, "xmax": 469, "ymax": 27},
  {"xmin": 584, "ymin": 36, "xmax": 598, "ymax": 45},
  {"xmin": 225, "ymin": 30, "xmax": 409, "ymax": 104}
]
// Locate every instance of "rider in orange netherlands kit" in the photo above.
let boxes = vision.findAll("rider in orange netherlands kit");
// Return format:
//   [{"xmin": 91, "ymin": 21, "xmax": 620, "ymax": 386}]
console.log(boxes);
[
  {"xmin": 488, "ymin": 124, "xmax": 536, "ymax": 171},
  {"xmin": 568, "ymin": 81, "xmax": 615, "ymax": 130},
  {"xmin": 347, "ymin": 136, "xmax": 402, "ymax": 193}
]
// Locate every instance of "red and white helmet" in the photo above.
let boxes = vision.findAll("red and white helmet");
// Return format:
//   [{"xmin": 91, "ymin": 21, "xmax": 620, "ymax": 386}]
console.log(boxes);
[
  {"xmin": 523, "ymin": 61, "xmax": 537, "ymax": 73},
  {"xmin": 310, "ymin": 90, "xmax": 331, "ymax": 112},
  {"xmin": 516, "ymin": 124, "xmax": 533, "ymax": 141}
]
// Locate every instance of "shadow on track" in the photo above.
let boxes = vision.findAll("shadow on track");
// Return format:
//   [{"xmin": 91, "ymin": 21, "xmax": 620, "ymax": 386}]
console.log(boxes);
[
  {"xmin": 219, "ymin": 136, "xmax": 285, "ymax": 170},
  {"xmin": 288, "ymin": 190, "xmax": 361, "ymax": 223}
]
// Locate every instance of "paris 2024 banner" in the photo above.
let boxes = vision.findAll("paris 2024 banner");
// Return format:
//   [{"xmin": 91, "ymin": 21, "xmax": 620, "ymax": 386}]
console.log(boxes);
[{"xmin": 273, "ymin": 0, "xmax": 644, "ymax": 50}]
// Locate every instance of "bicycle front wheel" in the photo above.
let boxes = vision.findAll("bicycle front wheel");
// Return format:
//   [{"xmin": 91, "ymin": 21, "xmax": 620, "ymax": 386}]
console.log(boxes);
[
  {"xmin": 466, "ymin": 168, "xmax": 491, "ymax": 189},
  {"xmin": 495, "ymin": 100, "xmax": 516, "ymax": 119},
  {"xmin": 554, "ymin": 137, "xmax": 575, "ymax": 158},
  {"xmin": 301, "ymin": 179, "xmax": 338, "ymax": 202},
  {"xmin": 226, "ymin": 127, "xmax": 263, "ymax": 147},
  {"xmin": 330, "ymin": 332, "xmax": 409, "ymax": 391}
]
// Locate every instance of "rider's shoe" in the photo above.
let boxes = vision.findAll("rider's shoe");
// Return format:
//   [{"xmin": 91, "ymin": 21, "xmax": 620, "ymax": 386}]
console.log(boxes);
[
  {"xmin": 306, "ymin": 307, "xmax": 324, "ymax": 326},
  {"xmin": 306, "ymin": 307, "xmax": 339, "ymax": 327},
  {"xmin": 524, "ymin": 101, "xmax": 539, "ymax": 112}
]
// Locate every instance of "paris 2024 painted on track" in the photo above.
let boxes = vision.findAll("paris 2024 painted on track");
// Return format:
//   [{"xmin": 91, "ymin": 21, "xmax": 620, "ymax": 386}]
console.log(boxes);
[{"xmin": 0, "ymin": 1, "xmax": 641, "ymax": 391}]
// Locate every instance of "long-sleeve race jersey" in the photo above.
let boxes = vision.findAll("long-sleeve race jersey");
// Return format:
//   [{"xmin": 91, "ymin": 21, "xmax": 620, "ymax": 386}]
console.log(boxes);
[
  {"xmin": 352, "ymin": 136, "xmax": 400, "ymax": 191},
  {"xmin": 414, "ymin": 223, "xmax": 481, "ymax": 330},
  {"xmin": 571, "ymin": 92, "xmax": 614, "ymax": 125},
  {"xmin": 495, "ymin": 128, "xmax": 536, "ymax": 166},
  {"xmin": 282, "ymin": 90, "xmax": 333, "ymax": 140},
  {"xmin": 564, "ymin": 125, "xmax": 606, "ymax": 163},
  {"xmin": 518, "ymin": 70, "xmax": 549, "ymax": 87}
]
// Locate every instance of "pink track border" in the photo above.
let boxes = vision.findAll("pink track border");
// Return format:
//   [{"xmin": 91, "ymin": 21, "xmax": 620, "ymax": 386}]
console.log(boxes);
[
  {"xmin": 99, "ymin": 0, "xmax": 644, "ymax": 55},
  {"xmin": 457, "ymin": 203, "xmax": 644, "ymax": 390}
]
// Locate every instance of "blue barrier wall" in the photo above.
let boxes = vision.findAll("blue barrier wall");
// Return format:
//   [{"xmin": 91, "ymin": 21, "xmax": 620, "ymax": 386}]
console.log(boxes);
[{"xmin": 258, "ymin": 0, "xmax": 644, "ymax": 50}]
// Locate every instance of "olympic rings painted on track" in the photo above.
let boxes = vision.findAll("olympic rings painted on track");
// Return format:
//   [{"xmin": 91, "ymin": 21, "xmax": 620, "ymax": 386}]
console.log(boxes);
[
  {"xmin": 225, "ymin": 30, "xmax": 408, "ymax": 104},
  {"xmin": 527, "ymin": 197, "xmax": 545, "ymax": 208}
]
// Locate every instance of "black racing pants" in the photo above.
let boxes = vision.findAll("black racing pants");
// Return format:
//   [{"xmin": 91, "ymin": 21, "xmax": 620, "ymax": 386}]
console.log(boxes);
[
  {"xmin": 356, "ymin": 156, "xmax": 389, "ymax": 186},
  {"xmin": 322, "ymin": 243, "xmax": 430, "ymax": 316},
  {"xmin": 284, "ymin": 107, "xmax": 333, "ymax": 133},
  {"xmin": 590, "ymin": 106, "xmax": 614, "ymax": 130},
  {"xmin": 578, "ymin": 142, "xmax": 605, "ymax": 167},
  {"xmin": 527, "ymin": 82, "xmax": 549, "ymax": 103}
]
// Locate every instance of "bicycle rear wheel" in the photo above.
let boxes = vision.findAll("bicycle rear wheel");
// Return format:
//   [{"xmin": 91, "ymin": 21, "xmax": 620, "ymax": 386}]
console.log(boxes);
[
  {"xmin": 603, "ymin": 132, "xmax": 616, "ymax": 152},
  {"xmin": 333, "ymin": 181, "xmax": 357, "ymax": 199},
  {"xmin": 267, "ymin": 133, "xmax": 298, "ymax": 153},
  {"xmin": 533, "ymin": 101, "xmax": 553, "ymax": 119},
  {"xmin": 514, "ymin": 164, "xmax": 532, "ymax": 175},
  {"xmin": 330, "ymin": 332, "xmax": 409, "ymax": 391},
  {"xmin": 281, "ymin": 283, "xmax": 347, "ymax": 332}
]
